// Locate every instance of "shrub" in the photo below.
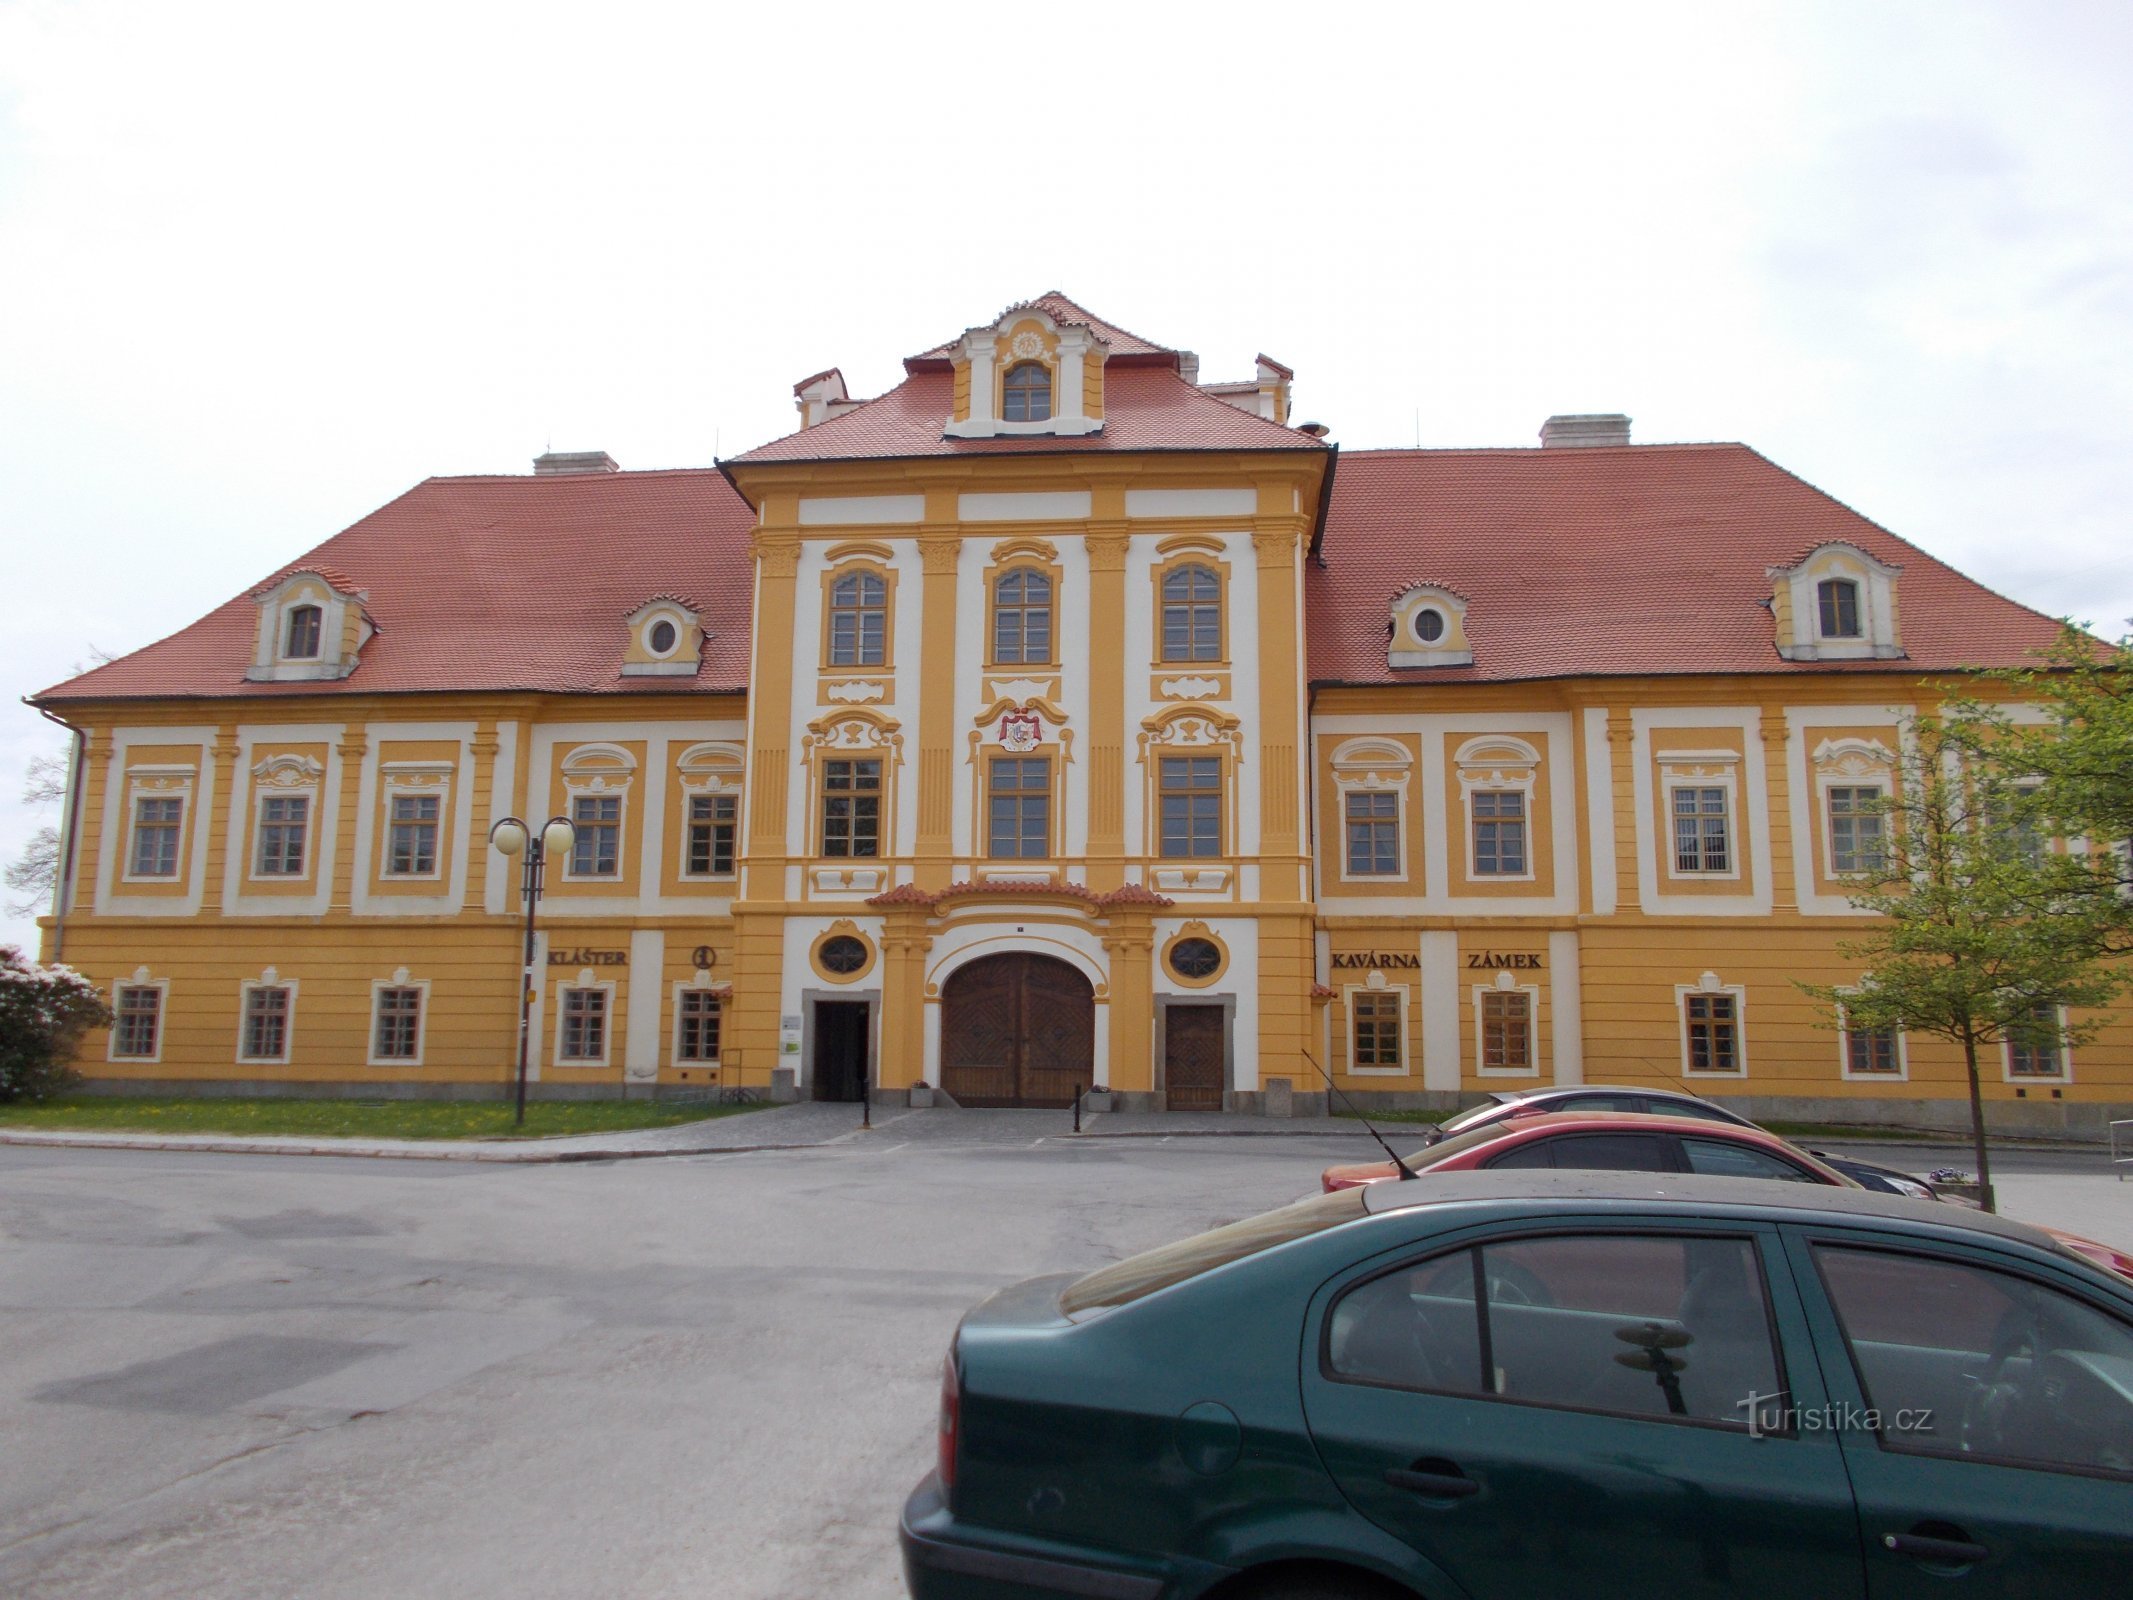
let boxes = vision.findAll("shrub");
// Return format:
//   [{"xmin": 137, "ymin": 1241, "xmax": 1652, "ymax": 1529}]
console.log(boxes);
[{"xmin": 0, "ymin": 945, "xmax": 110, "ymax": 1102}]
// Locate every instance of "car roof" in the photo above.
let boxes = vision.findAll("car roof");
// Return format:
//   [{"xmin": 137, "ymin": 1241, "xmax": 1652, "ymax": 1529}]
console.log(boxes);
[
  {"xmin": 1490, "ymin": 1109, "xmax": 1784, "ymax": 1140},
  {"xmin": 1358, "ymin": 1168, "xmax": 2065, "ymax": 1253},
  {"xmin": 1503, "ymin": 1085, "xmax": 1718, "ymax": 1103}
]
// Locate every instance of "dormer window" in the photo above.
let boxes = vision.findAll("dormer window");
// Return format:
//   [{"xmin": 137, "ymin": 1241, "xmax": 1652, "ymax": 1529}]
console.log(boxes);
[
  {"xmin": 648, "ymin": 619, "xmax": 677, "ymax": 654},
  {"xmin": 1769, "ymin": 543, "xmax": 1903, "ymax": 662},
  {"xmin": 1387, "ymin": 584, "xmax": 1474, "ymax": 669},
  {"xmin": 621, "ymin": 596, "xmax": 703, "ymax": 677},
  {"xmin": 1001, "ymin": 362, "xmax": 1052, "ymax": 423},
  {"xmin": 1817, "ymin": 579, "xmax": 1861, "ymax": 639},
  {"xmin": 284, "ymin": 605, "xmax": 322, "ymax": 659}
]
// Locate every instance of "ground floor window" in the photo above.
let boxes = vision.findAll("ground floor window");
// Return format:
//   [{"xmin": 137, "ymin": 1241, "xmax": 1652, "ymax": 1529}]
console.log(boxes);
[
  {"xmin": 241, "ymin": 984, "xmax": 292, "ymax": 1063},
  {"xmin": 676, "ymin": 991, "xmax": 721, "ymax": 1062},
  {"xmin": 1844, "ymin": 1024, "xmax": 1900, "ymax": 1075},
  {"xmin": 1351, "ymin": 992, "xmax": 1403, "ymax": 1071},
  {"xmin": 373, "ymin": 986, "xmax": 423, "ymax": 1062},
  {"xmin": 112, "ymin": 984, "xmax": 163, "ymax": 1059},
  {"xmin": 1481, "ymin": 990, "xmax": 1532, "ymax": 1071},
  {"xmin": 559, "ymin": 987, "xmax": 609, "ymax": 1063},
  {"xmin": 2007, "ymin": 1003, "xmax": 2066, "ymax": 1078},
  {"xmin": 1684, "ymin": 993, "xmax": 1740, "ymax": 1073}
]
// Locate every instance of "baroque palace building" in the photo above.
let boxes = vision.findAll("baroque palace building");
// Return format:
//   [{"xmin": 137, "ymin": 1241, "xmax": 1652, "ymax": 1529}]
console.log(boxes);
[{"xmin": 30, "ymin": 294, "xmax": 2131, "ymax": 1131}]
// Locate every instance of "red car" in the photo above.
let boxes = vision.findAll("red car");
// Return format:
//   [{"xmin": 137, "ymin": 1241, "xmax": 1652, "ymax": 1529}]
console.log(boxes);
[{"xmin": 1322, "ymin": 1110, "xmax": 2133, "ymax": 1282}]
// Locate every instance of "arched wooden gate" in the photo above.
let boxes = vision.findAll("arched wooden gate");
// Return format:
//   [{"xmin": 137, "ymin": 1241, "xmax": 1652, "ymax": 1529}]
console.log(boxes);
[{"xmin": 939, "ymin": 952, "xmax": 1095, "ymax": 1108}]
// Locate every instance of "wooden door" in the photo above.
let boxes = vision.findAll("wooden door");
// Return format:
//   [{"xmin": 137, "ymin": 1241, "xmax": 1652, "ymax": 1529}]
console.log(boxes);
[
  {"xmin": 1164, "ymin": 1005, "xmax": 1226, "ymax": 1112},
  {"xmin": 941, "ymin": 953, "xmax": 1094, "ymax": 1108}
]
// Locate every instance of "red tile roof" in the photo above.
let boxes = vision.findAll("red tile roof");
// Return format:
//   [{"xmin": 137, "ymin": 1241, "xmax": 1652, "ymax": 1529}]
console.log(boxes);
[
  {"xmin": 35, "ymin": 469, "xmax": 755, "ymax": 704},
  {"xmin": 730, "ymin": 363, "xmax": 1328, "ymax": 467},
  {"xmin": 1306, "ymin": 444, "xmax": 2067, "ymax": 685}
]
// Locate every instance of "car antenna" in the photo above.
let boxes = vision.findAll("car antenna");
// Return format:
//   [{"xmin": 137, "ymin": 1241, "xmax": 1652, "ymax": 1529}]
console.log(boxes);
[{"xmin": 1299, "ymin": 1045, "xmax": 1419, "ymax": 1180}]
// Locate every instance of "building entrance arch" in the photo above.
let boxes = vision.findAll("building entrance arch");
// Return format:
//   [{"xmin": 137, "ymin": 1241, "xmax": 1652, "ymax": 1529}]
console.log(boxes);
[{"xmin": 939, "ymin": 952, "xmax": 1095, "ymax": 1108}]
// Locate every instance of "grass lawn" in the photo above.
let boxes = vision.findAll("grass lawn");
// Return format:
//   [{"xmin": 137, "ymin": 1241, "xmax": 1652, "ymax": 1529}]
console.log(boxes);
[
  {"xmin": 0, "ymin": 1094, "xmax": 771, "ymax": 1141},
  {"xmin": 1332, "ymin": 1107, "xmax": 1454, "ymax": 1126}
]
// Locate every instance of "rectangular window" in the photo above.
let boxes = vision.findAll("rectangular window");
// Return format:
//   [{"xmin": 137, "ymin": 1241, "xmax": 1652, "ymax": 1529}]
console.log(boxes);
[
  {"xmin": 1472, "ymin": 789, "xmax": 1527, "ymax": 876},
  {"xmin": 987, "ymin": 757, "xmax": 1051, "ymax": 858},
  {"xmin": 1352, "ymin": 992, "xmax": 1403, "ymax": 1070},
  {"xmin": 571, "ymin": 795, "xmax": 621, "ymax": 876},
  {"xmin": 387, "ymin": 794, "xmax": 440, "ymax": 876},
  {"xmin": 821, "ymin": 759, "xmax": 881, "ymax": 858},
  {"xmin": 2007, "ymin": 781, "xmax": 2046, "ymax": 867},
  {"xmin": 1481, "ymin": 990, "xmax": 1532, "ymax": 1071},
  {"xmin": 1845, "ymin": 1023, "xmax": 1900, "ymax": 1075},
  {"xmin": 1344, "ymin": 791, "xmax": 1399, "ymax": 876},
  {"xmin": 2007, "ymin": 1002, "xmax": 2063, "ymax": 1077},
  {"xmin": 1685, "ymin": 994, "xmax": 1740, "ymax": 1072},
  {"xmin": 560, "ymin": 987, "xmax": 608, "ymax": 1062},
  {"xmin": 687, "ymin": 794, "xmax": 738, "ymax": 876},
  {"xmin": 1671, "ymin": 787, "xmax": 1731, "ymax": 873},
  {"xmin": 112, "ymin": 985, "xmax": 162, "ymax": 1058},
  {"xmin": 255, "ymin": 795, "xmax": 309, "ymax": 877},
  {"xmin": 827, "ymin": 573, "xmax": 887, "ymax": 667},
  {"xmin": 373, "ymin": 986, "xmax": 423, "ymax": 1061},
  {"xmin": 1159, "ymin": 756, "xmax": 1223, "ymax": 858},
  {"xmin": 241, "ymin": 985, "xmax": 291, "ymax": 1062},
  {"xmin": 1827, "ymin": 785, "xmax": 1885, "ymax": 875},
  {"xmin": 676, "ymin": 990, "xmax": 722, "ymax": 1062},
  {"xmin": 130, "ymin": 796, "xmax": 183, "ymax": 877}
]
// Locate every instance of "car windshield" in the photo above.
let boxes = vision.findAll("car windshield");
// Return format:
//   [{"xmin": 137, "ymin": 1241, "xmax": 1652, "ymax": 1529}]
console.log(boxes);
[{"xmin": 1061, "ymin": 1189, "xmax": 1369, "ymax": 1317}]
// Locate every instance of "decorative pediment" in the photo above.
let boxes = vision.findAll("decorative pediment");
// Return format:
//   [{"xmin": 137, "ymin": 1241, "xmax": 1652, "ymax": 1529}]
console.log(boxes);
[{"xmin": 251, "ymin": 753, "xmax": 324, "ymax": 788}]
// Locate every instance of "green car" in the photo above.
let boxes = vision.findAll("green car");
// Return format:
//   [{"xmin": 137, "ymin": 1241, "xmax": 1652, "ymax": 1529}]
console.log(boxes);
[{"xmin": 902, "ymin": 1171, "xmax": 2133, "ymax": 1599}]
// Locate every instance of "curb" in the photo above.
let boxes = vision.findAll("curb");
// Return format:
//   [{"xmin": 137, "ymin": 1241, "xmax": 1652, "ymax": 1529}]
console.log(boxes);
[{"xmin": 0, "ymin": 1132, "xmax": 840, "ymax": 1164}]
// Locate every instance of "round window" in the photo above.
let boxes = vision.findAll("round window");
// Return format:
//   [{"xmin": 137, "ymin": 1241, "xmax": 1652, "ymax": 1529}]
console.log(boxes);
[
  {"xmin": 1168, "ymin": 937, "xmax": 1223, "ymax": 981},
  {"xmin": 1414, "ymin": 608, "xmax": 1445, "ymax": 644},
  {"xmin": 819, "ymin": 936, "xmax": 869, "ymax": 976},
  {"xmin": 648, "ymin": 619, "xmax": 678, "ymax": 655}
]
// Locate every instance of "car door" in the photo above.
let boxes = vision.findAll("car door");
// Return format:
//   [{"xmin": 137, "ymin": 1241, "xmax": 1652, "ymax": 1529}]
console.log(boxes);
[
  {"xmin": 1302, "ymin": 1221, "xmax": 1865, "ymax": 1600},
  {"xmin": 1782, "ymin": 1228, "xmax": 2133, "ymax": 1597}
]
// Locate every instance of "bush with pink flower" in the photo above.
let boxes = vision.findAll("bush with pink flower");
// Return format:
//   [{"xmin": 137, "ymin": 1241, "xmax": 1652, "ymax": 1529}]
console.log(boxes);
[{"xmin": 0, "ymin": 946, "xmax": 111, "ymax": 1102}]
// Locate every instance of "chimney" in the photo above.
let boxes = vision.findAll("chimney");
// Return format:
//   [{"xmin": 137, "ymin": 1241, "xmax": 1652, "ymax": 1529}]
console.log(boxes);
[
  {"xmin": 1539, "ymin": 414, "xmax": 1631, "ymax": 448},
  {"xmin": 534, "ymin": 451, "xmax": 620, "ymax": 474},
  {"xmin": 794, "ymin": 368, "xmax": 851, "ymax": 429}
]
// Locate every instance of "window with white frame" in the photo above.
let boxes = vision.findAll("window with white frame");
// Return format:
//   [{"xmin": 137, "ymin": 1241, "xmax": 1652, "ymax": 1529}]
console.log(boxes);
[
  {"xmin": 1671, "ymin": 786, "xmax": 1732, "ymax": 874},
  {"xmin": 1826, "ymin": 784, "xmax": 1887, "ymax": 876},
  {"xmin": 1454, "ymin": 737, "xmax": 1539, "ymax": 883},
  {"xmin": 240, "ymin": 982, "xmax": 293, "ymax": 1063},
  {"xmin": 558, "ymin": 986, "xmax": 609, "ymax": 1063},
  {"xmin": 1472, "ymin": 790, "xmax": 1527, "ymax": 876},
  {"xmin": 284, "ymin": 604, "xmax": 323, "ymax": 659},
  {"xmin": 372, "ymin": 984, "xmax": 424, "ymax": 1062},
  {"xmin": 828, "ymin": 572, "xmax": 888, "ymax": 667},
  {"xmin": 130, "ymin": 796, "xmax": 184, "ymax": 877},
  {"xmin": 1816, "ymin": 579, "xmax": 1862, "ymax": 639},
  {"xmin": 1344, "ymin": 791, "xmax": 1399, "ymax": 876},
  {"xmin": 256, "ymin": 795, "xmax": 309, "ymax": 876},
  {"xmin": 675, "ymin": 989, "xmax": 721, "ymax": 1063},
  {"xmin": 1677, "ymin": 975, "xmax": 1746, "ymax": 1075},
  {"xmin": 1350, "ymin": 991, "xmax": 1403, "ymax": 1072},
  {"xmin": 387, "ymin": 793, "xmax": 441, "ymax": 876},
  {"xmin": 111, "ymin": 983, "xmax": 164, "ymax": 1060},
  {"xmin": 571, "ymin": 794, "xmax": 621, "ymax": 877},
  {"xmin": 687, "ymin": 794, "xmax": 737, "ymax": 876},
  {"xmin": 1844, "ymin": 1022, "xmax": 1901, "ymax": 1076},
  {"xmin": 2007, "ymin": 1002, "xmax": 2067, "ymax": 1079}
]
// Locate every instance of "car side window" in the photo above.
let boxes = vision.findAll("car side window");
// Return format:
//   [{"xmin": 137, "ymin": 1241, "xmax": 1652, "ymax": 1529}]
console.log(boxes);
[
  {"xmin": 1330, "ymin": 1235, "xmax": 1783, "ymax": 1430},
  {"xmin": 1655, "ymin": 1098, "xmax": 1742, "ymax": 1123},
  {"xmin": 1814, "ymin": 1246, "xmax": 2133, "ymax": 1478},
  {"xmin": 1681, "ymin": 1138, "xmax": 1821, "ymax": 1183},
  {"xmin": 1482, "ymin": 1141, "xmax": 1556, "ymax": 1170},
  {"xmin": 1327, "ymin": 1249, "xmax": 1487, "ymax": 1394},
  {"xmin": 1524, "ymin": 1132, "xmax": 1675, "ymax": 1173},
  {"xmin": 1563, "ymin": 1093, "xmax": 1643, "ymax": 1113}
]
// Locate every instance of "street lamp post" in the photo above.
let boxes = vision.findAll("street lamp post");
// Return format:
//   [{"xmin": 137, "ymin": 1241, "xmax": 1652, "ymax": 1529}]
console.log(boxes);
[{"xmin": 489, "ymin": 814, "xmax": 576, "ymax": 1126}]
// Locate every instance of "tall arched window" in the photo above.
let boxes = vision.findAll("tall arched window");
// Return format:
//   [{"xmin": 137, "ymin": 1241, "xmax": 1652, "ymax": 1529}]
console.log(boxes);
[
  {"xmin": 828, "ymin": 572, "xmax": 887, "ymax": 666},
  {"xmin": 1817, "ymin": 578, "xmax": 1862, "ymax": 638},
  {"xmin": 1160, "ymin": 564, "xmax": 1222, "ymax": 661},
  {"xmin": 1001, "ymin": 362, "xmax": 1052, "ymax": 423},
  {"xmin": 992, "ymin": 569, "xmax": 1053, "ymax": 664},
  {"xmin": 284, "ymin": 604, "xmax": 323, "ymax": 659}
]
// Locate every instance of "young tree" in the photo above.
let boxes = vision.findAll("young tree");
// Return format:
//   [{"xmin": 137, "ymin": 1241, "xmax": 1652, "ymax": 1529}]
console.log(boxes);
[
  {"xmin": 1803, "ymin": 709, "xmax": 2127, "ymax": 1211},
  {"xmin": 0, "ymin": 945, "xmax": 110, "ymax": 1102},
  {"xmin": 1996, "ymin": 625, "xmax": 2133, "ymax": 948}
]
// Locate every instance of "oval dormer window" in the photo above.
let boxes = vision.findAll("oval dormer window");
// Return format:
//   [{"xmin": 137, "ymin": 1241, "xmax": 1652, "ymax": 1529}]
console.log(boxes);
[
  {"xmin": 1414, "ymin": 607, "xmax": 1446, "ymax": 644},
  {"xmin": 1001, "ymin": 362, "xmax": 1052, "ymax": 423},
  {"xmin": 284, "ymin": 605, "xmax": 323, "ymax": 659},
  {"xmin": 648, "ymin": 619, "xmax": 678, "ymax": 655}
]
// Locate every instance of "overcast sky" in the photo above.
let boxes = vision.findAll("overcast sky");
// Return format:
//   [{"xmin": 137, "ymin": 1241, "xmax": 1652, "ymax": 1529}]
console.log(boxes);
[{"xmin": 2, "ymin": 0, "xmax": 2129, "ymax": 954}]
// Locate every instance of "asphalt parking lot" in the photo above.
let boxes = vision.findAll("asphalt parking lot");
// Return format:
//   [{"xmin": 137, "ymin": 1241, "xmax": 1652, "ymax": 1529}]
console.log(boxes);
[{"xmin": 1, "ymin": 1116, "xmax": 2127, "ymax": 1599}]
